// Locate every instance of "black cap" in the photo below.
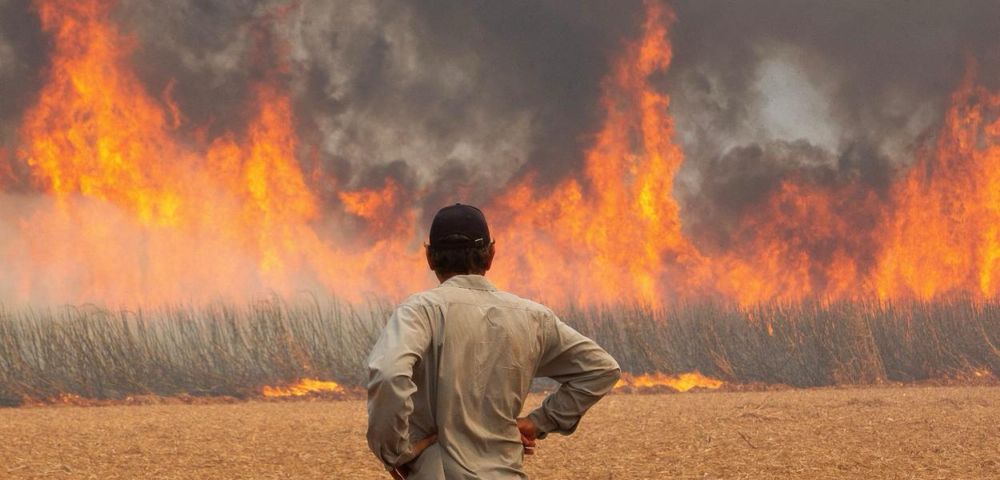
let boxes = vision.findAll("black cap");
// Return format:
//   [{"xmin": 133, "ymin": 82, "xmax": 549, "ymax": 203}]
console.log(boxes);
[{"xmin": 428, "ymin": 204, "xmax": 491, "ymax": 249}]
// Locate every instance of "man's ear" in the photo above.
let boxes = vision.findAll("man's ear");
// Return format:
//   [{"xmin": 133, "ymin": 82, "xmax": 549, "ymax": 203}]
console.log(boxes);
[
  {"xmin": 425, "ymin": 246, "xmax": 436, "ymax": 271},
  {"xmin": 484, "ymin": 242, "xmax": 496, "ymax": 272}
]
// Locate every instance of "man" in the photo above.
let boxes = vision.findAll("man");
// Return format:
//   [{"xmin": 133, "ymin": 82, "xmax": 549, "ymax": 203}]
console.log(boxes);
[{"xmin": 366, "ymin": 203, "xmax": 621, "ymax": 479}]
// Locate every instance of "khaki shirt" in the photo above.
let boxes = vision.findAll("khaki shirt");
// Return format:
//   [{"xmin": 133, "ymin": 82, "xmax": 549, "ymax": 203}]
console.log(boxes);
[{"xmin": 366, "ymin": 275, "xmax": 621, "ymax": 479}]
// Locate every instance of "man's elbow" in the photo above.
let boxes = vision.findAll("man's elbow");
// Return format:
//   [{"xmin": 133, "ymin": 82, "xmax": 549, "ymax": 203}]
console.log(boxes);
[
  {"xmin": 608, "ymin": 365, "xmax": 622, "ymax": 382},
  {"xmin": 597, "ymin": 356, "xmax": 622, "ymax": 392},
  {"xmin": 571, "ymin": 356, "xmax": 621, "ymax": 396},
  {"xmin": 602, "ymin": 365, "xmax": 622, "ymax": 393}
]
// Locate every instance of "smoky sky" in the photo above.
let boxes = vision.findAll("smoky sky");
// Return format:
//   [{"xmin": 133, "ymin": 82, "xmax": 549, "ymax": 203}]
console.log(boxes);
[
  {"xmin": 0, "ymin": 0, "xmax": 997, "ymax": 234},
  {"xmin": 669, "ymin": 0, "xmax": 998, "ymax": 168},
  {"xmin": 666, "ymin": 0, "xmax": 998, "ymax": 247}
]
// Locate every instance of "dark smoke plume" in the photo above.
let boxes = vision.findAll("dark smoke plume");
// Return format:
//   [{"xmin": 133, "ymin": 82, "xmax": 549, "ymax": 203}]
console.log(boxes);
[
  {"xmin": 0, "ymin": 0, "xmax": 997, "ymax": 241},
  {"xmin": 667, "ymin": 0, "xmax": 998, "ymax": 225}
]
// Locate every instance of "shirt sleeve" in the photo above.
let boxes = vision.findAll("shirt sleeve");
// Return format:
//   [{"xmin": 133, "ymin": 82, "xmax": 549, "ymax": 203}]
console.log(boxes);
[
  {"xmin": 366, "ymin": 302, "xmax": 433, "ymax": 469},
  {"xmin": 527, "ymin": 315, "xmax": 621, "ymax": 438}
]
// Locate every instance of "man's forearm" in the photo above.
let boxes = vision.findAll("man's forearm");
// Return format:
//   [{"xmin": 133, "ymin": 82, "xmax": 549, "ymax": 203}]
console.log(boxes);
[
  {"xmin": 367, "ymin": 373, "xmax": 418, "ymax": 468},
  {"xmin": 528, "ymin": 365, "xmax": 621, "ymax": 437}
]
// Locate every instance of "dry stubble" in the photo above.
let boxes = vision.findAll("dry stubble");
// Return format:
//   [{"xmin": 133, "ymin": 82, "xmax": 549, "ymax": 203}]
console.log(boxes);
[{"xmin": 1, "ymin": 387, "xmax": 998, "ymax": 479}]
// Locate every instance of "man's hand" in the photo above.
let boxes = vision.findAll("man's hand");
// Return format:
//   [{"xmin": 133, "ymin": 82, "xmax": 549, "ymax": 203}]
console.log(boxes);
[
  {"xmin": 412, "ymin": 434, "xmax": 438, "ymax": 458},
  {"xmin": 389, "ymin": 434, "xmax": 437, "ymax": 479},
  {"xmin": 516, "ymin": 417, "xmax": 539, "ymax": 455}
]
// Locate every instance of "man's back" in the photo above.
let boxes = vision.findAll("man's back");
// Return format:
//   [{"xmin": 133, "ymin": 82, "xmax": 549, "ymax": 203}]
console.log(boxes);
[{"xmin": 367, "ymin": 274, "xmax": 621, "ymax": 479}]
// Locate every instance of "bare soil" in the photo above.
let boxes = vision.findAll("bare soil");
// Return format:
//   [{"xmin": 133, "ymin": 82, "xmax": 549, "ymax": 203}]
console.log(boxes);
[{"xmin": 1, "ymin": 386, "xmax": 998, "ymax": 479}]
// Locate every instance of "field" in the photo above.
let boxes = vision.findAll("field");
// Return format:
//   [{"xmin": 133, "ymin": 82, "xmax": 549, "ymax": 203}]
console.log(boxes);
[
  {"xmin": 1, "ymin": 387, "xmax": 998, "ymax": 479},
  {"xmin": 2, "ymin": 300, "xmax": 998, "ymax": 478}
]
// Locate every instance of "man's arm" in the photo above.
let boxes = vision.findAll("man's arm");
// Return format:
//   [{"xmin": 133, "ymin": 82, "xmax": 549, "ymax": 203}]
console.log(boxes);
[
  {"xmin": 366, "ymin": 303, "xmax": 433, "ymax": 469},
  {"xmin": 524, "ymin": 316, "xmax": 621, "ymax": 439}
]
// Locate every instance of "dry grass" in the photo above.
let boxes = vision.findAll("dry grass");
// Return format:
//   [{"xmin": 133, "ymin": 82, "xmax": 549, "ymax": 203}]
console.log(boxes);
[
  {"xmin": 2, "ymin": 299, "xmax": 999, "ymax": 405},
  {"xmin": 1, "ymin": 386, "xmax": 998, "ymax": 479}
]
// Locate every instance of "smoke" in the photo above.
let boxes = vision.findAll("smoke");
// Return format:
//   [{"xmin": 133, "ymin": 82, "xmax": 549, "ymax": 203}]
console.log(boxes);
[
  {"xmin": 0, "ymin": 0, "xmax": 46, "ymax": 186},
  {"xmin": 99, "ymin": 0, "xmax": 647, "ymax": 225},
  {"xmin": 660, "ymin": 0, "xmax": 999, "ymax": 253},
  {"xmin": 0, "ymin": 0, "xmax": 996, "ymax": 304},
  {"xmin": 3, "ymin": 0, "xmax": 993, "ymax": 210}
]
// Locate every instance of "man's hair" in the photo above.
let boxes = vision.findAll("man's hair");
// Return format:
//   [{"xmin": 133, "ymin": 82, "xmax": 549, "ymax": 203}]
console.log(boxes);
[{"xmin": 427, "ymin": 234, "xmax": 492, "ymax": 274}]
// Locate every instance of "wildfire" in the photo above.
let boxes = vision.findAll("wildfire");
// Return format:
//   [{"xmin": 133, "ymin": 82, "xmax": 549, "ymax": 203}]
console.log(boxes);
[
  {"xmin": 0, "ymin": 0, "xmax": 997, "ymax": 308},
  {"xmin": 873, "ymin": 63, "xmax": 1000, "ymax": 300},
  {"xmin": 712, "ymin": 62, "xmax": 1000, "ymax": 305},
  {"xmin": 489, "ymin": 1, "xmax": 706, "ymax": 306},
  {"xmin": 6, "ymin": 0, "xmax": 425, "ymax": 305},
  {"xmin": 614, "ymin": 372, "xmax": 723, "ymax": 393},
  {"xmin": 261, "ymin": 379, "xmax": 344, "ymax": 398}
]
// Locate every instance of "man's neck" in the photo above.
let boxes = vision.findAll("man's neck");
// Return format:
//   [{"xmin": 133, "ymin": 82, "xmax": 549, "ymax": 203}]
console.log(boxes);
[{"xmin": 436, "ymin": 271, "xmax": 486, "ymax": 283}]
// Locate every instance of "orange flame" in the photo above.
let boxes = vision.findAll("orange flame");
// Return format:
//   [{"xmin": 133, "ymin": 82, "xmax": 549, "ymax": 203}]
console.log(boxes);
[
  {"xmin": 711, "ymin": 181, "xmax": 884, "ymax": 305},
  {"xmin": 712, "ymin": 60, "xmax": 999, "ymax": 305},
  {"xmin": 7, "ymin": 0, "xmax": 426, "ymax": 305},
  {"xmin": 1, "ymin": 0, "xmax": 998, "ymax": 308},
  {"xmin": 261, "ymin": 379, "xmax": 344, "ymax": 398},
  {"xmin": 489, "ymin": 1, "xmax": 706, "ymax": 306},
  {"xmin": 614, "ymin": 372, "xmax": 723, "ymax": 393},
  {"xmin": 873, "ymin": 63, "xmax": 1000, "ymax": 300}
]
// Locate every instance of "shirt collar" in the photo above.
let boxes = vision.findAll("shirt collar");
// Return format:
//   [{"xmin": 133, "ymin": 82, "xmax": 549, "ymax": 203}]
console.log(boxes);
[{"xmin": 440, "ymin": 274, "xmax": 498, "ymax": 292}]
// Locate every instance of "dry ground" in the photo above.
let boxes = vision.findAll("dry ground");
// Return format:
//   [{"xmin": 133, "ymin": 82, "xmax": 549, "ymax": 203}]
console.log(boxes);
[{"xmin": 1, "ymin": 386, "xmax": 998, "ymax": 479}]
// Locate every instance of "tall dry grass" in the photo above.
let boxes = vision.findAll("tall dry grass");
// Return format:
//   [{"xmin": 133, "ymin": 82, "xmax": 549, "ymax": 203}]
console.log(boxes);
[
  {"xmin": 574, "ymin": 299, "xmax": 1000, "ymax": 387},
  {"xmin": 1, "ymin": 298, "xmax": 998, "ymax": 405},
  {"xmin": 0, "ymin": 298, "xmax": 389, "ymax": 405}
]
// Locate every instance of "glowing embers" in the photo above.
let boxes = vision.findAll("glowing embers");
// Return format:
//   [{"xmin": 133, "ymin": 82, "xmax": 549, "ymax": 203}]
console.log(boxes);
[
  {"xmin": 614, "ymin": 372, "xmax": 723, "ymax": 393},
  {"xmin": 261, "ymin": 378, "xmax": 345, "ymax": 398}
]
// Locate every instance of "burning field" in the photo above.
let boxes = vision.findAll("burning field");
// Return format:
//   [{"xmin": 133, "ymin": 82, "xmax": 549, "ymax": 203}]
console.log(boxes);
[
  {"xmin": 0, "ymin": 2, "xmax": 999, "ymax": 478},
  {"xmin": 0, "ymin": 0, "xmax": 997, "ymax": 305},
  {"xmin": 0, "ymin": 0, "xmax": 998, "ymax": 410}
]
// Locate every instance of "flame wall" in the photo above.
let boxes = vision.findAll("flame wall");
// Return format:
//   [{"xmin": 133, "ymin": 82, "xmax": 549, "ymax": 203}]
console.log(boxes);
[{"xmin": 0, "ymin": 0, "xmax": 997, "ymax": 307}]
